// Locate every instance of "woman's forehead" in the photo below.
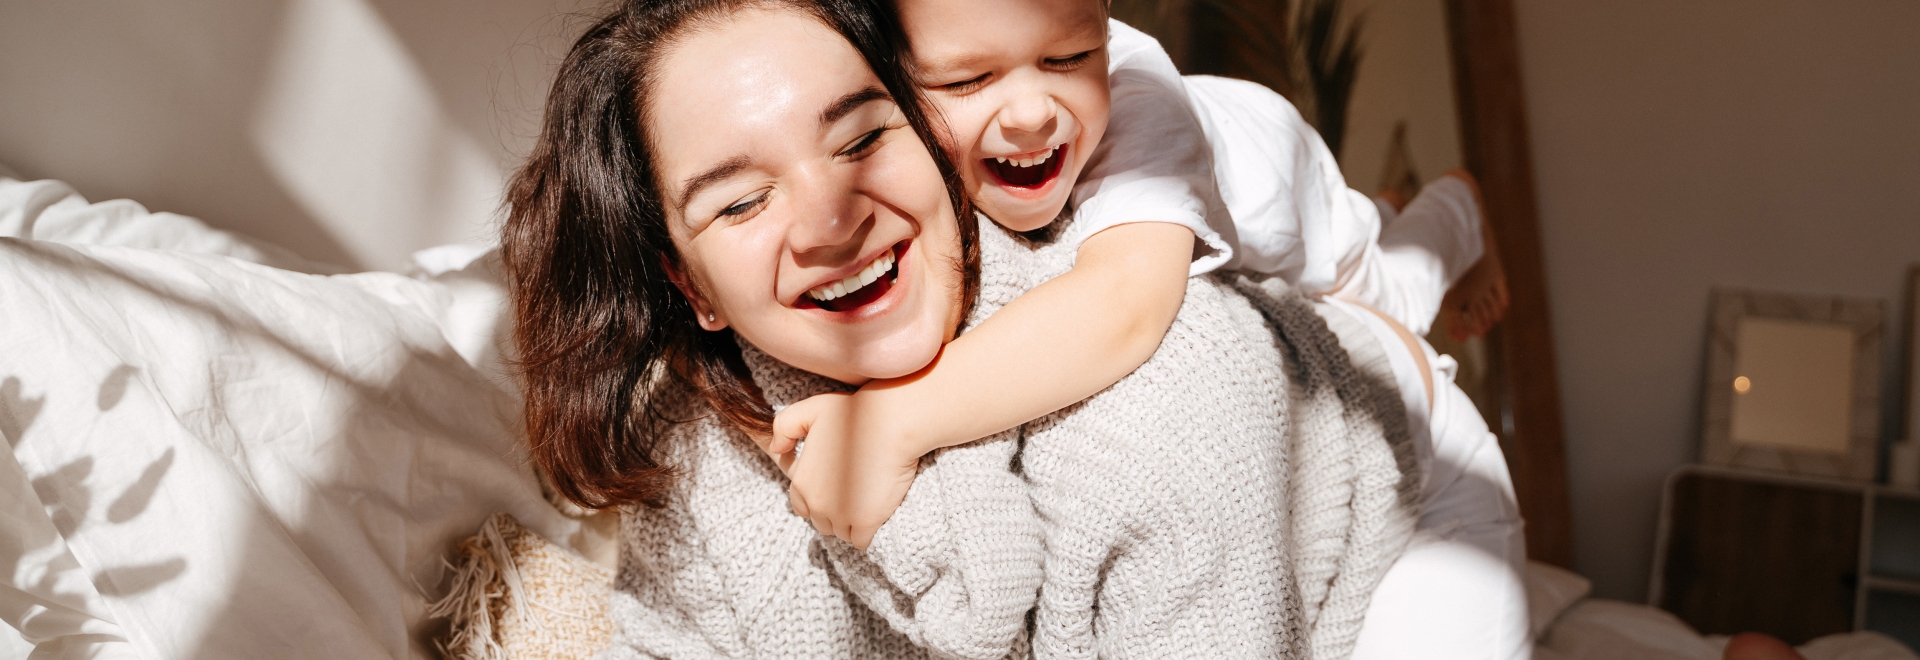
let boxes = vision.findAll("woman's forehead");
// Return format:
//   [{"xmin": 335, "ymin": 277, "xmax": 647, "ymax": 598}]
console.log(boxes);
[{"xmin": 648, "ymin": 8, "xmax": 877, "ymax": 166}]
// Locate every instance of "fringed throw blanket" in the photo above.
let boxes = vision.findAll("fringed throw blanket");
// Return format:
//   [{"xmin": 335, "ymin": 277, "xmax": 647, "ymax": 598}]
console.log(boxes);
[
  {"xmin": 432, "ymin": 512, "xmax": 617, "ymax": 660},
  {"xmin": 569, "ymin": 217, "xmax": 1419, "ymax": 659}
]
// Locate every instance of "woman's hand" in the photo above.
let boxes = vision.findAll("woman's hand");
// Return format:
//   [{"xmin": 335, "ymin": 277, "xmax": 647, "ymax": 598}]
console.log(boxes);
[{"xmin": 769, "ymin": 392, "xmax": 924, "ymax": 549}]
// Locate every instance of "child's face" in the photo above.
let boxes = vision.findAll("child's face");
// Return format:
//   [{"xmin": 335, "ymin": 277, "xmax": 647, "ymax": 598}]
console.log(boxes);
[{"xmin": 899, "ymin": 0, "xmax": 1110, "ymax": 232}]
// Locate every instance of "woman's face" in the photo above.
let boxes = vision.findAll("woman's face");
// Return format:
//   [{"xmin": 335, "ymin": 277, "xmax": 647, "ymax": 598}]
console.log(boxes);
[{"xmin": 649, "ymin": 7, "xmax": 965, "ymax": 385}]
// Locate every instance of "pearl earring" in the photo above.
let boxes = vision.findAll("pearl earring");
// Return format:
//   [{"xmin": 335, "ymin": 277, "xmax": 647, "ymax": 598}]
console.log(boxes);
[{"xmin": 706, "ymin": 313, "xmax": 715, "ymax": 323}]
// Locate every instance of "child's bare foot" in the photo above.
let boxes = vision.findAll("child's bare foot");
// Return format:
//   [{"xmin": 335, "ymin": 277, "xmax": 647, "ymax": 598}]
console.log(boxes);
[
  {"xmin": 1442, "ymin": 252, "xmax": 1508, "ymax": 341},
  {"xmin": 1723, "ymin": 632, "xmax": 1806, "ymax": 660},
  {"xmin": 1438, "ymin": 170, "xmax": 1508, "ymax": 341}
]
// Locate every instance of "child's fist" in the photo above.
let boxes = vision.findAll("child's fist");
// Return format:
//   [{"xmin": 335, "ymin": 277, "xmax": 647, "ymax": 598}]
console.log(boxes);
[{"xmin": 774, "ymin": 391, "xmax": 922, "ymax": 549}]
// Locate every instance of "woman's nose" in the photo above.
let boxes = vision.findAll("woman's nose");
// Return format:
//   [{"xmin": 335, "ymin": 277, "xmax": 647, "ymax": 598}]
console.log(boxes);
[{"xmin": 785, "ymin": 164, "xmax": 873, "ymax": 257}]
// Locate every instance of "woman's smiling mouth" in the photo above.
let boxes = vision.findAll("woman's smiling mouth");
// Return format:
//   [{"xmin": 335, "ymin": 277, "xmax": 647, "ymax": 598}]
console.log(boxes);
[{"xmin": 800, "ymin": 242, "xmax": 907, "ymax": 313}]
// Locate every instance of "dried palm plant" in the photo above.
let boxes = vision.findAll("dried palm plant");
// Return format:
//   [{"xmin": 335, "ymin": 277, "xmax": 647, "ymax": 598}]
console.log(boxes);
[
  {"xmin": 1126, "ymin": 0, "xmax": 1366, "ymax": 159},
  {"xmin": 1286, "ymin": 0, "xmax": 1365, "ymax": 157}
]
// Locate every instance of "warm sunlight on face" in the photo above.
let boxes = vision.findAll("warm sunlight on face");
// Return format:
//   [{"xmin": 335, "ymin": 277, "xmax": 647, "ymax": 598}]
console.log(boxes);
[
  {"xmin": 646, "ymin": 6, "xmax": 965, "ymax": 385},
  {"xmin": 897, "ymin": 0, "xmax": 1111, "ymax": 232}
]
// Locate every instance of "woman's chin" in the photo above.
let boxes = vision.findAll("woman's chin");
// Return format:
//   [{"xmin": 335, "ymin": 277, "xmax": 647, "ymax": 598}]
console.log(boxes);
[{"xmin": 821, "ymin": 333, "xmax": 942, "ymax": 384}]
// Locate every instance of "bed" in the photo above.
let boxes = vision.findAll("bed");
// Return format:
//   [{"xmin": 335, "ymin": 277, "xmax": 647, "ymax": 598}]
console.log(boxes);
[
  {"xmin": 1524, "ymin": 561, "xmax": 1915, "ymax": 660},
  {"xmin": 1, "ymin": 172, "xmax": 1913, "ymax": 659},
  {"xmin": 0, "ymin": 173, "xmax": 611, "ymax": 659}
]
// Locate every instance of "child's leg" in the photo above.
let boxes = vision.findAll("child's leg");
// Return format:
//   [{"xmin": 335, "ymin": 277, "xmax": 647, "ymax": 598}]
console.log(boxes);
[{"xmin": 1328, "ymin": 299, "xmax": 1530, "ymax": 660}]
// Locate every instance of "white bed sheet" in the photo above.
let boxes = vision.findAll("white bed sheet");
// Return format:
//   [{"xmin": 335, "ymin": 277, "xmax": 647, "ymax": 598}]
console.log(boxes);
[{"xmin": 0, "ymin": 176, "xmax": 583, "ymax": 659}]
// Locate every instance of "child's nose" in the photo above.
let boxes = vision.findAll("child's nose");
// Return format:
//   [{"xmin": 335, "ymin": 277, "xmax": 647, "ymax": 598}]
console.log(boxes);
[{"xmin": 997, "ymin": 83, "xmax": 1059, "ymax": 136}]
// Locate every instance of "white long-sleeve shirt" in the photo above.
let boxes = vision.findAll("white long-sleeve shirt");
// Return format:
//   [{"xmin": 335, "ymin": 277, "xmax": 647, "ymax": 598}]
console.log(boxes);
[{"xmin": 1065, "ymin": 20, "xmax": 1483, "ymax": 336}]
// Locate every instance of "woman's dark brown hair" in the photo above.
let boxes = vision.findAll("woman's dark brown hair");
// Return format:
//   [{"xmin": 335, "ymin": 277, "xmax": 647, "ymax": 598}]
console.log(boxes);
[{"xmin": 502, "ymin": 0, "xmax": 976, "ymax": 509}]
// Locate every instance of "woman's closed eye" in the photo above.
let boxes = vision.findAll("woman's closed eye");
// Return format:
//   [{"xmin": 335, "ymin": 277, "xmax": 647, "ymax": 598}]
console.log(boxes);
[
  {"xmin": 837, "ymin": 126, "xmax": 888, "ymax": 159},
  {"xmin": 837, "ymin": 118, "xmax": 905, "ymax": 160},
  {"xmin": 718, "ymin": 191, "xmax": 769, "ymax": 219}
]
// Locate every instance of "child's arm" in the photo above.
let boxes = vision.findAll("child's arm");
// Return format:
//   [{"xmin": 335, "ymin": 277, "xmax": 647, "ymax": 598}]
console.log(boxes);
[
  {"xmin": 766, "ymin": 21, "xmax": 1217, "ymax": 549},
  {"xmin": 771, "ymin": 221, "xmax": 1194, "ymax": 548}
]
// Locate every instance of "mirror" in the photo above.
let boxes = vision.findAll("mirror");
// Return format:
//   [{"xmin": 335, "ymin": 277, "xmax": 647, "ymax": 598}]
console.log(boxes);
[{"xmin": 1729, "ymin": 318, "xmax": 1856, "ymax": 455}]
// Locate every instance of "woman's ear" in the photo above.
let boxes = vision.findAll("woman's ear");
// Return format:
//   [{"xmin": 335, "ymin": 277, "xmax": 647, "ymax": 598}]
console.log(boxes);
[{"xmin": 661, "ymin": 256, "xmax": 728, "ymax": 331}]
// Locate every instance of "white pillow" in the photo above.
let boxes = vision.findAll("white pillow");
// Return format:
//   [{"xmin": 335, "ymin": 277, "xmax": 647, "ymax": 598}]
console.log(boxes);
[
  {"xmin": 0, "ymin": 238, "xmax": 579, "ymax": 658},
  {"xmin": 0, "ymin": 176, "xmax": 340, "ymax": 274},
  {"xmin": 1537, "ymin": 599, "xmax": 1718, "ymax": 660},
  {"xmin": 1526, "ymin": 560, "xmax": 1593, "ymax": 640}
]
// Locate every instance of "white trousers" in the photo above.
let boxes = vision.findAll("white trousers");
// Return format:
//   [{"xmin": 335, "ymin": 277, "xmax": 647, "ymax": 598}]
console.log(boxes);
[{"xmin": 1332, "ymin": 299, "xmax": 1532, "ymax": 660}]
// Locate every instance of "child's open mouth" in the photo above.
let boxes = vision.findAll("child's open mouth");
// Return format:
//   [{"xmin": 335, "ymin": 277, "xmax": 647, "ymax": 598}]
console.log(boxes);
[
  {"xmin": 799, "ymin": 242, "xmax": 905, "ymax": 313},
  {"xmin": 983, "ymin": 144, "xmax": 1067, "ymax": 190}
]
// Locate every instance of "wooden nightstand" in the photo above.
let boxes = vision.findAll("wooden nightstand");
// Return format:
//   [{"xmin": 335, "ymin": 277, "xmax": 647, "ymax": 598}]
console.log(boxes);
[{"xmin": 1650, "ymin": 465, "xmax": 1920, "ymax": 647}]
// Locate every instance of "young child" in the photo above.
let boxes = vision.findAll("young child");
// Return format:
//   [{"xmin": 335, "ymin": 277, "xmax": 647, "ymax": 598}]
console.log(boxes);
[
  {"xmin": 771, "ymin": 0, "xmax": 1477, "ymax": 533},
  {"xmin": 767, "ymin": 1, "xmax": 1528, "ymax": 656}
]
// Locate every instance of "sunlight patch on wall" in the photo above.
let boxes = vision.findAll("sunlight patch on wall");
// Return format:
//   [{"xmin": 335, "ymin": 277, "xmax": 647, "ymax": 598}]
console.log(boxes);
[{"xmin": 250, "ymin": 0, "xmax": 504, "ymax": 271}]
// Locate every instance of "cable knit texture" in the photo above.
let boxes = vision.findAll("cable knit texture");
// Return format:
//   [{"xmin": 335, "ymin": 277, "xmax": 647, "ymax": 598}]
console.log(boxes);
[{"xmin": 599, "ymin": 216, "xmax": 1417, "ymax": 659}]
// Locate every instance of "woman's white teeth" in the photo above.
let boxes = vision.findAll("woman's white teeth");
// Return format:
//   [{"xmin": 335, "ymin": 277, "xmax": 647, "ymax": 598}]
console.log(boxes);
[
  {"xmin": 807, "ymin": 250, "xmax": 895, "ymax": 303},
  {"xmin": 993, "ymin": 147, "xmax": 1055, "ymax": 168}
]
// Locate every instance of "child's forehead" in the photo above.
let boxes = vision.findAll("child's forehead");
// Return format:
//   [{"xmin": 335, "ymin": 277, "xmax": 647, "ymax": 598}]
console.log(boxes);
[{"xmin": 896, "ymin": 0, "xmax": 1106, "ymax": 62}]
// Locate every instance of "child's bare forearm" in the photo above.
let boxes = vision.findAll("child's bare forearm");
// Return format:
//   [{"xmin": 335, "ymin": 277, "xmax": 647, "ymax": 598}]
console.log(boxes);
[{"xmin": 862, "ymin": 222, "xmax": 1195, "ymax": 455}]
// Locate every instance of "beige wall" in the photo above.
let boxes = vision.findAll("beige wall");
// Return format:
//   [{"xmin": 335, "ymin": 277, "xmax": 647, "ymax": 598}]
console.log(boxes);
[
  {"xmin": 0, "ymin": 0, "xmax": 592, "ymax": 271},
  {"xmin": 1338, "ymin": 0, "xmax": 1463, "ymax": 194},
  {"xmin": 1513, "ymin": 0, "xmax": 1920, "ymax": 599}
]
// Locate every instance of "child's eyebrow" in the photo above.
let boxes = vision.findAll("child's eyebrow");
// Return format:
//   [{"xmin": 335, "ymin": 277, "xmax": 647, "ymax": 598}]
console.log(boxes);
[
  {"xmin": 914, "ymin": 53, "xmax": 991, "ymax": 78},
  {"xmin": 1062, "ymin": 19, "xmax": 1105, "ymax": 46}
]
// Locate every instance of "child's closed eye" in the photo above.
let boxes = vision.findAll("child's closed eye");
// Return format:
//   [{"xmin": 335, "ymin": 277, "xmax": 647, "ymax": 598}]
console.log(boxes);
[
  {"xmin": 1043, "ymin": 49, "xmax": 1099, "ymax": 71},
  {"xmin": 930, "ymin": 72, "xmax": 989, "ymax": 95}
]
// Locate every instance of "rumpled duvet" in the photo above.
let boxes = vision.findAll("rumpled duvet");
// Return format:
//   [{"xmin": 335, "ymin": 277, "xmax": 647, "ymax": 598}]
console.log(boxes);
[{"xmin": 0, "ymin": 176, "xmax": 587, "ymax": 659}]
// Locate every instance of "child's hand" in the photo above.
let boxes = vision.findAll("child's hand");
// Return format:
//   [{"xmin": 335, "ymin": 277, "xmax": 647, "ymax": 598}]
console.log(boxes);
[{"xmin": 769, "ymin": 392, "xmax": 923, "ymax": 549}]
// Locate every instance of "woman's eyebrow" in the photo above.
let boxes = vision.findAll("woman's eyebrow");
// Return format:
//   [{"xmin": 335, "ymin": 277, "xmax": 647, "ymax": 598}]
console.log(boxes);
[
  {"xmin": 820, "ymin": 86, "xmax": 889, "ymax": 125},
  {"xmin": 677, "ymin": 155, "xmax": 751, "ymax": 212}
]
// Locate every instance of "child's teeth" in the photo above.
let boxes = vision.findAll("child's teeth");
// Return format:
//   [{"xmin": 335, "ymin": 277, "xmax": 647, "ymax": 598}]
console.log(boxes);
[{"xmin": 995, "ymin": 147, "xmax": 1056, "ymax": 169}]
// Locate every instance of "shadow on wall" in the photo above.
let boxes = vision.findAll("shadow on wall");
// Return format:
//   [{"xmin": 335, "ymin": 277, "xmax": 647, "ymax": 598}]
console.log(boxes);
[{"xmin": 0, "ymin": 0, "xmax": 596, "ymax": 271}]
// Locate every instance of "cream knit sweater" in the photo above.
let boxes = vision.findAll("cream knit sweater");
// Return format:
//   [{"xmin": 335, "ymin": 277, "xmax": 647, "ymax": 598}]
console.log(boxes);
[{"xmin": 599, "ymin": 218, "xmax": 1417, "ymax": 659}]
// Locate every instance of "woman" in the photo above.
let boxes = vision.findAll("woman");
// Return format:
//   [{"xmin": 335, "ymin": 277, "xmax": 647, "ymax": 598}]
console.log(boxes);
[{"xmin": 503, "ymin": 0, "xmax": 1418, "ymax": 657}]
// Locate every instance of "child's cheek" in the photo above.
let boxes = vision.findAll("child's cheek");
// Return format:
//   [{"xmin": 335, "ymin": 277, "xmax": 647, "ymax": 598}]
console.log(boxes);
[{"xmin": 1054, "ymin": 70, "xmax": 1111, "ymax": 170}]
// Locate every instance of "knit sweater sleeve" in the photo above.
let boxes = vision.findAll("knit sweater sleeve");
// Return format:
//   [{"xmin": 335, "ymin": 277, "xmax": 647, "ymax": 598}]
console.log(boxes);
[{"xmin": 817, "ymin": 430, "xmax": 1043, "ymax": 660}]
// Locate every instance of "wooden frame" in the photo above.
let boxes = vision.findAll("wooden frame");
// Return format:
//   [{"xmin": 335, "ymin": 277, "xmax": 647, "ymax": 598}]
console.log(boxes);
[
  {"xmin": 1700, "ymin": 288, "xmax": 1883, "ymax": 481},
  {"xmin": 1905, "ymin": 264, "xmax": 1920, "ymax": 443},
  {"xmin": 1443, "ymin": 0, "xmax": 1574, "ymax": 567}
]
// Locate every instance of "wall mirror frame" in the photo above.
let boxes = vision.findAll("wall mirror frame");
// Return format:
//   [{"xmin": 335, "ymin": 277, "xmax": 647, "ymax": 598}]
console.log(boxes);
[
  {"xmin": 1701, "ymin": 288, "xmax": 1884, "ymax": 481},
  {"xmin": 1112, "ymin": 0, "xmax": 1575, "ymax": 565},
  {"xmin": 1904, "ymin": 264, "xmax": 1920, "ymax": 445}
]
